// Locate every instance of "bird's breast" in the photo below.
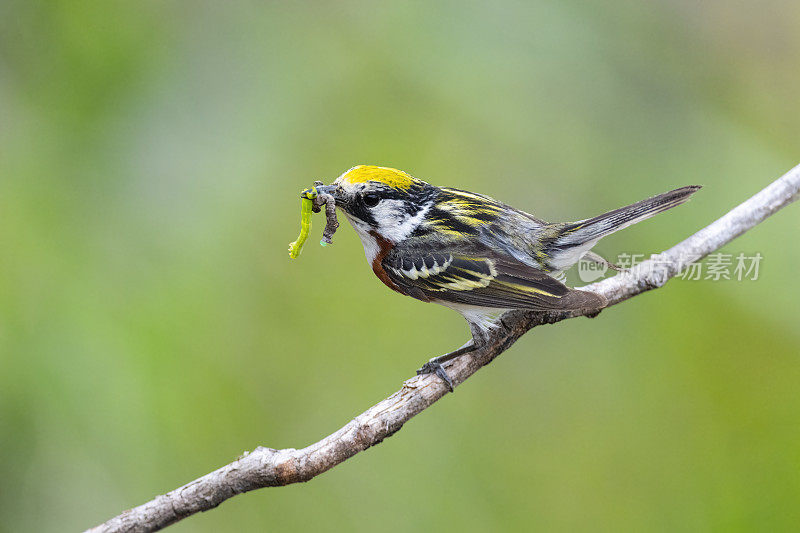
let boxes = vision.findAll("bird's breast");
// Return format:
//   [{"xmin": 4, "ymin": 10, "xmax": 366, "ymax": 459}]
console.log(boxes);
[{"xmin": 367, "ymin": 231, "xmax": 404, "ymax": 295}]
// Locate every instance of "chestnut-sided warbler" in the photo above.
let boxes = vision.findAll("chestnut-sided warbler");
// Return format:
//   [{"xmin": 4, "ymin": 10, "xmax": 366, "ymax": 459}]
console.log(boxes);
[{"xmin": 315, "ymin": 165, "xmax": 700, "ymax": 390}]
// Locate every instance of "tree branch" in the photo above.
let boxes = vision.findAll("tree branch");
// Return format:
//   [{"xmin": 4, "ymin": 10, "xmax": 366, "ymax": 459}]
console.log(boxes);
[{"xmin": 88, "ymin": 164, "xmax": 800, "ymax": 533}]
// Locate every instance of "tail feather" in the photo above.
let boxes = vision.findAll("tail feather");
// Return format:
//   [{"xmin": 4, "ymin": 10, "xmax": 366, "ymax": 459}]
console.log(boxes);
[
  {"xmin": 557, "ymin": 185, "xmax": 700, "ymax": 246},
  {"xmin": 544, "ymin": 185, "xmax": 701, "ymax": 270},
  {"xmin": 560, "ymin": 288, "xmax": 608, "ymax": 311}
]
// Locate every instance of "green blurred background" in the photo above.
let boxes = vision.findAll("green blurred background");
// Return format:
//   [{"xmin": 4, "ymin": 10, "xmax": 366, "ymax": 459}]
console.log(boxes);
[{"xmin": 2, "ymin": 1, "xmax": 799, "ymax": 531}]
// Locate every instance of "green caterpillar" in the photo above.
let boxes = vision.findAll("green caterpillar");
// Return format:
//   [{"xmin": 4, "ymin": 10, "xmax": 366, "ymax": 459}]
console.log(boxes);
[{"xmin": 288, "ymin": 187, "xmax": 318, "ymax": 259}]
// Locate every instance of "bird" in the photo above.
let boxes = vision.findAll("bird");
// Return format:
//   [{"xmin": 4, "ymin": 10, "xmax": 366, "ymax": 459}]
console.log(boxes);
[{"xmin": 315, "ymin": 165, "xmax": 700, "ymax": 390}]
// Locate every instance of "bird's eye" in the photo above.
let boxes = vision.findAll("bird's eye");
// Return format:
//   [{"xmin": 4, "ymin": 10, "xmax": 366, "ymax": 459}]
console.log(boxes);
[{"xmin": 363, "ymin": 193, "xmax": 381, "ymax": 208}]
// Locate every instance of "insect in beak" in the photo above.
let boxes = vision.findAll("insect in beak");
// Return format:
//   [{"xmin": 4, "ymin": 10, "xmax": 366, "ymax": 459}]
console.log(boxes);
[{"xmin": 314, "ymin": 184, "xmax": 338, "ymax": 199}]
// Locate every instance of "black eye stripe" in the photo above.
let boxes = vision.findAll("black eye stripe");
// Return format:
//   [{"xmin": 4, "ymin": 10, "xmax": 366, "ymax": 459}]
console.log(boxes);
[{"xmin": 341, "ymin": 182, "xmax": 438, "ymax": 226}]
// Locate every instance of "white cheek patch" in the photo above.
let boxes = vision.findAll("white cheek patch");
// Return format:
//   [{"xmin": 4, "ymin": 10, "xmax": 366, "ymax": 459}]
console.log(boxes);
[
  {"xmin": 374, "ymin": 200, "xmax": 431, "ymax": 243},
  {"xmin": 341, "ymin": 196, "xmax": 431, "ymax": 266}
]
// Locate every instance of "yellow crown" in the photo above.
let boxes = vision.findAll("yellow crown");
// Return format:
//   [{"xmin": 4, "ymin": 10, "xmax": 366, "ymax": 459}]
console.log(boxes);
[{"xmin": 339, "ymin": 165, "xmax": 423, "ymax": 190}]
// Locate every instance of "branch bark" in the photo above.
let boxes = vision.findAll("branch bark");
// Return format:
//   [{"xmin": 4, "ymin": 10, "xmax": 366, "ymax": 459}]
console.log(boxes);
[{"xmin": 88, "ymin": 164, "xmax": 800, "ymax": 533}]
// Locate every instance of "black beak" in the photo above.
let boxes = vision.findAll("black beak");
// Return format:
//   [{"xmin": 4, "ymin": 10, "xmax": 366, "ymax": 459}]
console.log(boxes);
[
  {"xmin": 314, "ymin": 184, "xmax": 337, "ymax": 198},
  {"xmin": 314, "ymin": 184, "xmax": 346, "ymax": 207}
]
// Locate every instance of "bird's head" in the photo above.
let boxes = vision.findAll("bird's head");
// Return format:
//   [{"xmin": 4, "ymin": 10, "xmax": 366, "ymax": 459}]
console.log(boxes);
[{"xmin": 317, "ymin": 165, "xmax": 436, "ymax": 248}]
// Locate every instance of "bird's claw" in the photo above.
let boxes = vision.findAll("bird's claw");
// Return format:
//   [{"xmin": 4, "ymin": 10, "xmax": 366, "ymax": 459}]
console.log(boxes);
[{"xmin": 417, "ymin": 361, "xmax": 455, "ymax": 392}]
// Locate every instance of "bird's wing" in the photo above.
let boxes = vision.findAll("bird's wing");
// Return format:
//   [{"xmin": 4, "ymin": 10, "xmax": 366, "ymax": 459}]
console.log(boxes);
[{"xmin": 383, "ymin": 243, "xmax": 606, "ymax": 311}]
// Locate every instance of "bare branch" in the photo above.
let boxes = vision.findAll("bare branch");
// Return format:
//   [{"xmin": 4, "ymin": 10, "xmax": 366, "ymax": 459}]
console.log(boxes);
[{"xmin": 88, "ymin": 164, "xmax": 800, "ymax": 533}]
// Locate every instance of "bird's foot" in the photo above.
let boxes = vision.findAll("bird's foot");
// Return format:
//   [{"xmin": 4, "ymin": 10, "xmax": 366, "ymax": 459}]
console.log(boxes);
[
  {"xmin": 415, "ymin": 340, "xmax": 477, "ymax": 392},
  {"xmin": 416, "ymin": 361, "xmax": 455, "ymax": 392}
]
